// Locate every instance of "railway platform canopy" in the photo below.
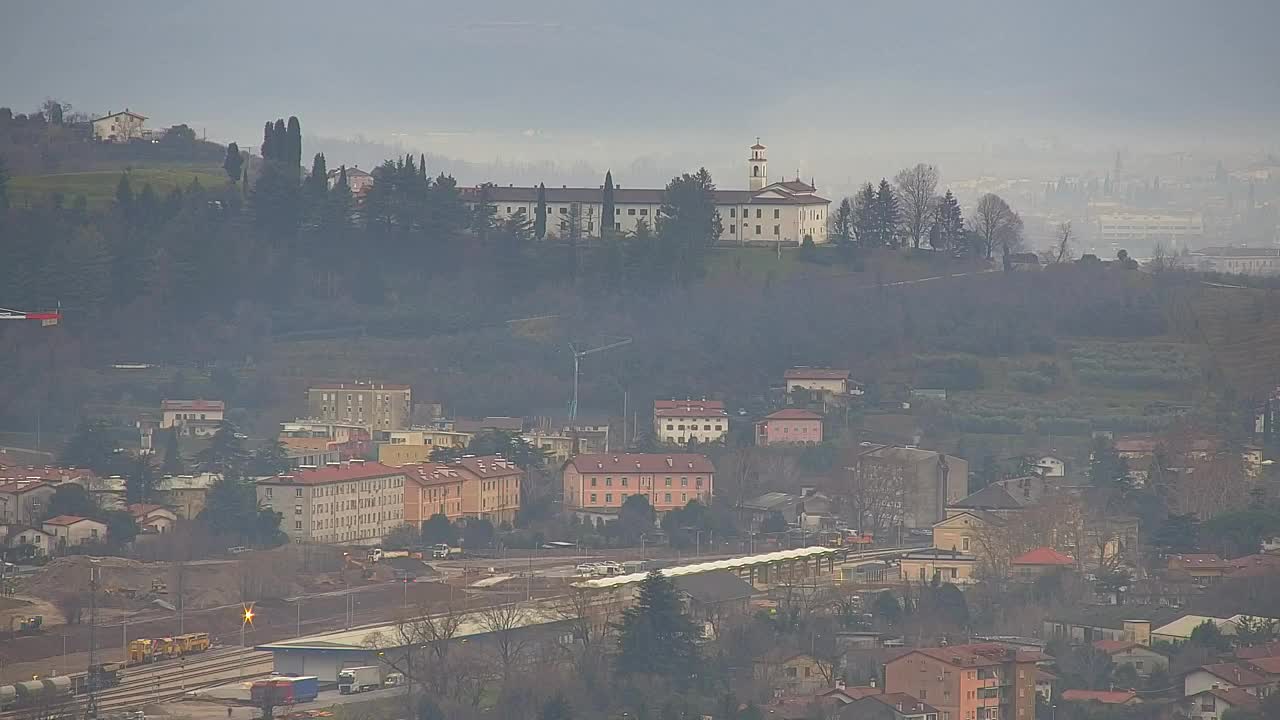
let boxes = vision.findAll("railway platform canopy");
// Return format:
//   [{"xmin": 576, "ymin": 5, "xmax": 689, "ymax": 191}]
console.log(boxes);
[{"xmin": 574, "ymin": 545, "xmax": 905, "ymax": 590}]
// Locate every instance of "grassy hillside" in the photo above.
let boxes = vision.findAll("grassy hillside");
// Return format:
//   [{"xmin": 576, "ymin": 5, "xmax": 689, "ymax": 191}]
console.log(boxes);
[
  {"xmin": 11, "ymin": 167, "xmax": 229, "ymax": 208},
  {"xmin": 1187, "ymin": 283, "xmax": 1280, "ymax": 393}
]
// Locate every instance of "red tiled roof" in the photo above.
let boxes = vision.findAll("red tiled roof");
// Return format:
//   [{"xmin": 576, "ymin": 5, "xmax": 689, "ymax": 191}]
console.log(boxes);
[
  {"xmin": 1197, "ymin": 687, "xmax": 1259, "ymax": 709},
  {"xmin": 127, "ymin": 503, "xmax": 171, "ymax": 517},
  {"xmin": 404, "ymin": 463, "xmax": 464, "ymax": 487},
  {"xmin": 1113, "ymin": 439, "xmax": 1158, "ymax": 453},
  {"xmin": 1061, "ymin": 689, "xmax": 1137, "ymax": 704},
  {"xmin": 1197, "ymin": 662, "xmax": 1268, "ymax": 686},
  {"xmin": 871, "ymin": 693, "xmax": 937, "ymax": 715},
  {"xmin": 1093, "ymin": 640, "xmax": 1140, "ymax": 654},
  {"xmin": 654, "ymin": 404, "xmax": 729, "ymax": 418},
  {"xmin": 784, "ymin": 368, "xmax": 849, "ymax": 380},
  {"xmin": 1012, "ymin": 547, "xmax": 1076, "ymax": 566},
  {"xmin": 257, "ymin": 461, "xmax": 406, "ymax": 485},
  {"xmin": 453, "ymin": 455, "xmax": 522, "ymax": 478},
  {"xmin": 654, "ymin": 399, "xmax": 725, "ymax": 411},
  {"xmin": 764, "ymin": 409, "xmax": 823, "ymax": 420},
  {"xmin": 823, "ymin": 686, "xmax": 881, "ymax": 701},
  {"xmin": 568, "ymin": 453, "xmax": 715, "ymax": 475},
  {"xmin": 1236, "ymin": 641, "xmax": 1280, "ymax": 660},
  {"xmin": 161, "ymin": 399, "xmax": 225, "ymax": 412},
  {"xmin": 0, "ymin": 480, "xmax": 53, "ymax": 494},
  {"xmin": 309, "ymin": 382, "xmax": 411, "ymax": 391},
  {"xmin": 900, "ymin": 643, "xmax": 1019, "ymax": 668},
  {"xmin": 1245, "ymin": 656, "xmax": 1280, "ymax": 675},
  {"xmin": 43, "ymin": 515, "xmax": 97, "ymax": 526}
]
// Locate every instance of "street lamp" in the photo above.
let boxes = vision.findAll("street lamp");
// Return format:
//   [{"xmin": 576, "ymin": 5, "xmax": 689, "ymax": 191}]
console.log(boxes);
[{"xmin": 239, "ymin": 604, "xmax": 255, "ymax": 679}]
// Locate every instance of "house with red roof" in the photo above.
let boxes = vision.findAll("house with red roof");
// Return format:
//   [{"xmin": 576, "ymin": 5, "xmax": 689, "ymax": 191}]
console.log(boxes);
[
  {"xmin": 654, "ymin": 399, "xmax": 729, "ymax": 445},
  {"xmin": 784, "ymin": 367, "xmax": 855, "ymax": 396},
  {"xmin": 42, "ymin": 515, "xmax": 108, "ymax": 550},
  {"xmin": 1060, "ymin": 689, "xmax": 1139, "ymax": 705},
  {"xmin": 1185, "ymin": 687, "xmax": 1259, "ymax": 720},
  {"xmin": 563, "ymin": 453, "xmax": 714, "ymax": 515},
  {"xmin": 0, "ymin": 479, "xmax": 56, "ymax": 527},
  {"xmin": 1011, "ymin": 547, "xmax": 1077, "ymax": 578},
  {"xmin": 884, "ymin": 644, "xmax": 1038, "ymax": 720},
  {"xmin": 1092, "ymin": 640, "xmax": 1169, "ymax": 678},
  {"xmin": 756, "ymin": 409, "xmax": 823, "ymax": 446},
  {"xmin": 160, "ymin": 399, "xmax": 225, "ymax": 438},
  {"xmin": 1184, "ymin": 662, "xmax": 1273, "ymax": 697},
  {"xmin": 128, "ymin": 504, "xmax": 178, "ymax": 534}
]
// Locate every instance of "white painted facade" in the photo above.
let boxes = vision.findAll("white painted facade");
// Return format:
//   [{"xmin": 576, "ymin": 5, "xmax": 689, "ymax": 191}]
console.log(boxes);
[
  {"xmin": 92, "ymin": 110, "xmax": 147, "ymax": 142},
  {"xmin": 473, "ymin": 141, "xmax": 830, "ymax": 244}
]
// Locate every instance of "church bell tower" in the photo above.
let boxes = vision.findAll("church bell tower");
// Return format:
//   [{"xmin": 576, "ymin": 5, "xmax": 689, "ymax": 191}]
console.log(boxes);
[{"xmin": 749, "ymin": 138, "xmax": 767, "ymax": 191}]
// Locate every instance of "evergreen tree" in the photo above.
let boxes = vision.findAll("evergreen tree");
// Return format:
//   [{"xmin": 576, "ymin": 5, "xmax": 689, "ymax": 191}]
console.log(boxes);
[
  {"xmin": 307, "ymin": 153, "xmax": 328, "ymax": 197},
  {"xmin": 61, "ymin": 418, "xmax": 122, "ymax": 475},
  {"xmin": 421, "ymin": 513, "xmax": 455, "ymax": 545},
  {"xmin": 125, "ymin": 451, "xmax": 163, "ymax": 504},
  {"xmin": 873, "ymin": 179, "xmax": 899, "ymax": 247},
  {"xmin": 852, "ymin": 183, "xmax": 877, "ymax": 246},
  {"xmin": 195, "ymin": 421, "xmax": 250, "ymax": 478},
  {"xmin": 247, "ymin": 440, "xmax": 290, "ymax": 477},
  {"xmin": 656, "ymin": 167, "xmax": 722, "ymax": 283},
  {"xmin": 273, "ymin": 118, "xmax": 287, "ymax": 157},
  {"xmin": 832, "ymin": 197, "xmax": 854, "ymax": 246},
  {"xmin": 160, "ymin": 429, "xmax": 185, "ymax": 476},
  {"xmin": 935, "ymin": 189, "xmax": 964, "ymax": 252},
  {"xmin": 602, "ymin": 171, "xmax": 616, "ymax": 238},
  {"xmin": 286, "ymin": 116, "xmax": 302, "ymax": 173},
  {"xmin": 224, "ymin": 142, "xmax": 243, "ymax": 184},
  {"xmin": 614, "ymin": 570, "xmax": 700, "ymax": 684},
  {"xmin": 262, "ymin": 121, "xmax": 276, "ymax": 161},
  {"xmin": 534, "ymin": 182, "xmax": 547, "ymax": 239},
  {"xmin": 1088, "ymin": 437, "xmax": 1129, "ymax": 490}
]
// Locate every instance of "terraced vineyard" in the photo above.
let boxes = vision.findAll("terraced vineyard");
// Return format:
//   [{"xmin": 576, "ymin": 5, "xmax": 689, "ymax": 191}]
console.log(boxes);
[{"xmin": 1186, "ymin": 284, "xmax": 1280, "ymax": 394}]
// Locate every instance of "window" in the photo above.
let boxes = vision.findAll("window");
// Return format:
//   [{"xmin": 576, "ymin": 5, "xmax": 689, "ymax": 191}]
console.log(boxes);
[
  {"xmin": 615, "ymin": 222, "xmax": 621, "ymax": 231},
  {"xmin": 615, "ymin": 208, "xmax": 621, "ymax": 215},
  {"xmin": 605, "ymin": 493, "xmax": 613, "ymax": 503},
  {"xmin": 729, "ymin": 224, "xmax": 736, "ymax": 234},
  {"xmin": 628, "ymin": 208, "xmax": 636, "ymax": 216},
  {"xmin": 962, "ymin": 537, "xmax": 970, "ymax": 551},
  {"xmin": 755, "ymin": 225, "xmax": 761, "ymax": 234},
  {"xmin": 559, "ymin": 207, "xmax": 567, "ymax": 214},
  {"xmin": 703, "ymin": 424, "xmax": 711, "ymax": 430},
  {"xmin": 756, "ymin": 209, "xmax": 762, "ymax": 218},
  {"xmin": 587, "ymin": 221, "xmax": 593, "ymax": 232},
  {"xmin": 681, "ymin": 477, "xmax": 688, "ymax": 487},
  {"xmin": 295, "ymin": 505, "xmax": 303, "ymax": 515},
  {"xmin": 506, "ymin": 206, "xmax": 512, "ymax": 213},
  {"xmin": 729, "ymin": 208, "xmax": 736, "ymax": 218},
  {"xmin": 774, "ymin": 224, "xmax": 780, "ymax": 235},
  {"xmin": 666, "ymin": 424, "xmax": 674, "ymax": 430},
  {"xmin": 621, "ymin": 478, "xmax": 628, "ymax": 487},
  {"xmin": 639, "ymin": 209, "xmax": 648, "ymax": 216},
  {"xmin": 590, "ymin": 478, "xmax": 597, "ymax": 487},
  {"xmin": 605, "ymin": 478, "xmax": 612, "ymax": 486},
  {"xmin": 665, "ymin": 492, "xmax": 672, "ymax": 502},
  {"xmin": 295, "ymin": 520, "xmax": 303, "ymax": 530},
  {"xmin": 266, "ymin": 488, "xmax": 273, "ymax": 498},
  {"xmin": 774, "ymin": 209, "xmax": 780, "ymax": 219},
  {"xmin": 296, "ymin": 488, "xmax": 303, "ymax": 497},
  {"xmin": 590, "ymin": 493, "xmax": 597, "ymax": 503},
  {"xmin": 665, "ymin": 477, "xmax": 672, "ymax": 486}
]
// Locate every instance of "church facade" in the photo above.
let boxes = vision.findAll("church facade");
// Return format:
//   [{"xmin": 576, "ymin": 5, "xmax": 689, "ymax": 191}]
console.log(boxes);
[{"xmin": 469, "ymin": 141, "xmax": 830, "ymax": 244}]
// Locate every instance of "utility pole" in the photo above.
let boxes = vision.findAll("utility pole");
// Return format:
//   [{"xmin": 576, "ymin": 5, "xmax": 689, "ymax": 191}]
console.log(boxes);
[{"xmin": 86, "ymin": 561, "xmax": 101, "ymax": 720}]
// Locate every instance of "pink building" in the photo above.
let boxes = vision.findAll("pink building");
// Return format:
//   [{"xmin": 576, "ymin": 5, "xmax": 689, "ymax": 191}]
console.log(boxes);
[
  {"xmin": 755, "ymin": 409, "xmax": 823, "ymax": 446},
  {"xmin": 563, "ymin": 453, "xmax": 714, "ymax": 513}
]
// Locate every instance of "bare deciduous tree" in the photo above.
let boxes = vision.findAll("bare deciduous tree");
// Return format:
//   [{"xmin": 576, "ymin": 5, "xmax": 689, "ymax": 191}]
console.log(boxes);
[
  {"xmin": 1044, "ymin": 221, "xmax": 1075, "ymax": 264},
  {"xmin": 478, "ymin": 601, "xmax": 532, "ymax": 684},
  {"xmin": 846, "ymin": 461, "xmax": 906, "ymax": 535},
  {"xmin": 971, "ymin": 193, "xmax": 1019, "ymax": 260},
  {"xmin": 895, "ymin": 164, "xmax": 939, "ymax": 250}
]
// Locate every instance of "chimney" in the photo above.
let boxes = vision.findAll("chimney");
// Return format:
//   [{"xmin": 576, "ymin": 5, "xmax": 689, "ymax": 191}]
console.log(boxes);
[{"xmin": 666, "ymin": 458, "xmax": 673, "ymax": 468}]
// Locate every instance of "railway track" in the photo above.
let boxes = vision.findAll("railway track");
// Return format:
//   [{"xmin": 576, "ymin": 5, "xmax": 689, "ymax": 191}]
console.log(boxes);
[{"xmin": 0, "ymin": 647, "xmax": 274, "ymax": 720}]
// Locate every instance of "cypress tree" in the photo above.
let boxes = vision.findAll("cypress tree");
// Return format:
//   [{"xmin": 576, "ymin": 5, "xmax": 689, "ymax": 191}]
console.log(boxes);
[
  {"xmin": 602, "ymin": 170, "xmax": 615, "ymax": 239},
  {"xmin": 874, "ymin": 178, "xmax": 899, "ymax": 247},
  {"xmin": 419, "ymin": 154, "xmax": 427, "ymax": 186},
  {"xmin": 224, "ymin": 142, "xmax": 243, "ymax": 184},
  {"xmin": 309, "ymin": 153, "xmax": 328, "ymax": 195},
  {"xmin": 273, "ymin": 118, "xmax": 287, "ymax": 159},
  {"xmin": 286, "ymin": 116, "xmax": 302, "ymax": 175},
  {"xmin": 262, "ymin": 121, "xmax": 276, "ymax": 161},
  {"xmin": 534, "ymin": 182, "xmax": 547, "ymax": 239},
  {"xmin": 614, "ymin": 570, "xmax": 700, "ymax": 683}
]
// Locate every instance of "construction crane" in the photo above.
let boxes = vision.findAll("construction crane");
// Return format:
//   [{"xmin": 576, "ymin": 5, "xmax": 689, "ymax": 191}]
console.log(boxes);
[
  {"xmin": 569, "ymin": 336, "xmax": 632, "ymax": 427},
  {"xmin": 0, "ymin": 306, "xmax": 60, "ymax": 326}
]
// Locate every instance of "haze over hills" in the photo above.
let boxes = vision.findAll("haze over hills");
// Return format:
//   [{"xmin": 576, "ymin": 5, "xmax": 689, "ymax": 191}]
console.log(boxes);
[{"xmin": 5, "ymin": 0, "xmax": 1279, "ymax": 182}]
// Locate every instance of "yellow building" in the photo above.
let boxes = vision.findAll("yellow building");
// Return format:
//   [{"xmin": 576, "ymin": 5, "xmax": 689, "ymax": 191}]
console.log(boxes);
[
  {"xmin": 378, "ymin": 429, "xmax": 473, "ymax": 465},
  {"xmin": 753, "ymin": 651, "xmax": 834, "ymax": 696},
  {"xmin": 932, "ymin": 509, "xmax": 998, "ymax": 555},
  {"xmin": 899, "ymin": 548, "xmax": 978, "ymax": 584}
]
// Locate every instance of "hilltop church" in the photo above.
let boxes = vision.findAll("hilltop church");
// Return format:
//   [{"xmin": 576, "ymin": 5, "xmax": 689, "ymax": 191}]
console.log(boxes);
[{"xmin": 468, "ymin": 141, "xmax": 830, "ymax": 244}]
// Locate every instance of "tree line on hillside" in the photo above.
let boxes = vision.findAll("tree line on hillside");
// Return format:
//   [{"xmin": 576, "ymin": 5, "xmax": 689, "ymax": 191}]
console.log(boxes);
[{"xmin": 830, "ymin": 164, "xmax": 1024, "ymax": 265}]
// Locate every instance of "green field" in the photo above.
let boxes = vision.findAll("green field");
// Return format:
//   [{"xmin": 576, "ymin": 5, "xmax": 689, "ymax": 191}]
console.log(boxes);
[{"xmin": 11, "ymin": 166, "xmax": 229, "ymax": 208}]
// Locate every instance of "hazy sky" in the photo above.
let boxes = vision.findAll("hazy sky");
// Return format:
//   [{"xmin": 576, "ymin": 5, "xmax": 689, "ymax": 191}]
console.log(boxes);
[{"xmin": 4, "ymin": 0, "xmax": 1279, "ymax": 185}]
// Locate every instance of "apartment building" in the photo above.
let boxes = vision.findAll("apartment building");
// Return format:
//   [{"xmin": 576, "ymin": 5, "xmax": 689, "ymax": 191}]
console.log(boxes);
[
  {"xmin": 402, "ymin": 455, "xmax": 523, "ymax": 526},
  {"xmin": 0, "ymin": 480, "xmax": 56, "ymax": 526},
  {"xmin": 256, "ymin": 460, "xmax": 407, "ymax": 545},
  {"xmin": 377, "ymin": 429, "xmax": 474, "ymax": 465},
  {"xmin": 306, "ymin": 382, "xmax": 412, "ymax": 433},
  {"xmin": 1096, "ymin": 212, "xmax": 1204, "ymax": 248},
  {"xmin": 466, "ymin": 141, "xmax": 830, "ymax": 244},
  {"xmin": 885, "ymin": 643, "xmax": 1039, "ymax": 720},
  {"xmin": 654, "ymin": 399, "xmax": 728, "ymax": 445},
  {"xmin": 755, "ymin": 409, "xmax": 823, "ymax": 446},
  {"xmin": 563, "ymin": 453, "xmax": 714, "ymax": 514},
  {"xmin": 784, "ymin": 368, "xmax": 853, "ymax": 395},
  {"xmin": 848, "ymin": 445, "xmax": 968, "ymax": 529}
]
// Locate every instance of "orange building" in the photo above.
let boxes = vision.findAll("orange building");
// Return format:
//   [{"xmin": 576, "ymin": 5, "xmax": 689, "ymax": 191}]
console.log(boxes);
[
  {"xmin": 402, "ymin": 455, "xmax": 522, "ymax": 526},
  {"xmin": 884, "ymin": 643, "xmax": 1039, "ymax": 720},
  {"xmin": 562, "ymin": 453, "xmax": 714, "ymax": 513}
]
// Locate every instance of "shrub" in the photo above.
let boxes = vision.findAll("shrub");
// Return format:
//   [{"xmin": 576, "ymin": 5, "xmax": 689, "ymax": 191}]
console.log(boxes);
[{"xmin": 916, "ymin": 354, "xmax": 984, "ymax": 390}]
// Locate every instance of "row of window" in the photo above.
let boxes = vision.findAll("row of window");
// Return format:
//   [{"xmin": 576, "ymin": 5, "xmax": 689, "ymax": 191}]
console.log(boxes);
[
  {"xmin": 588, "ymin": 476, "xmax": 705, "ymax": 488},
  {"xmin": 587, "ymin": 491, "xmax": 698, "ymax": 505},
  {"xmin": 308, "ymin": 510, "xmax": 402, "ymax": 529},
  {"xmin": 663, "ymin": 424, "xmax": 724, "ymax": 432},
  {"xmin": 727, "ymin": 224, "xmax": 782, "ymax": 236}
]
